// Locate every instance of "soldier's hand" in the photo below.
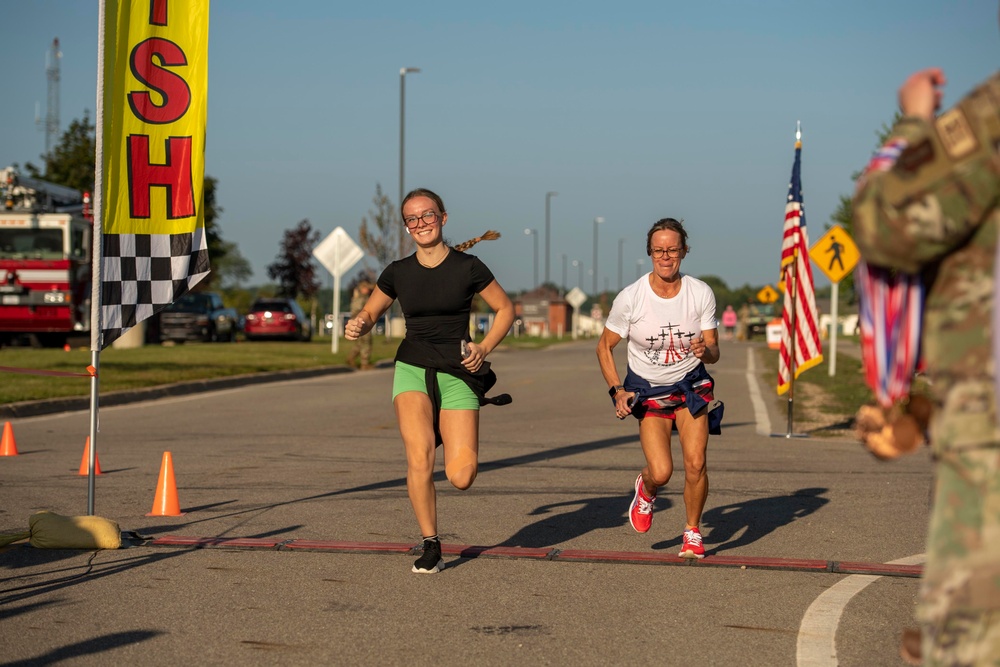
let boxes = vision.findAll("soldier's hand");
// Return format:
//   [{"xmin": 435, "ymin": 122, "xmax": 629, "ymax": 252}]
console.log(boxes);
[{"xmin": 899, "ymin": 67, "xmax": 946, "ymax": 121}]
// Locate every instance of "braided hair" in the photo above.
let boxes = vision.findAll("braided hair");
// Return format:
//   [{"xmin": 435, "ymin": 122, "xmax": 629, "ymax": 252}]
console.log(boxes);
[{"xmin": 453, "ymin": 230, "xmax": 501, "ymax": 252}]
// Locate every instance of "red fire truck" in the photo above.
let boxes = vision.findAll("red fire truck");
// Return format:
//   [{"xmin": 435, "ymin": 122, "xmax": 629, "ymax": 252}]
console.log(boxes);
[{"xmin": 0, "ymin": 166, "xmax": 93, "ymax": 347}]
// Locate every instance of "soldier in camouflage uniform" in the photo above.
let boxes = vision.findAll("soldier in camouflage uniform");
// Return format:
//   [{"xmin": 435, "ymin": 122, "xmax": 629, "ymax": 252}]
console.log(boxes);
[
  {"xmin": 346, "ymin": 279, "xmax": 374, "ymax": 370},
  {"xmin": 853, "ymin": 66, "xmax": 1000, "ymax": 665}
]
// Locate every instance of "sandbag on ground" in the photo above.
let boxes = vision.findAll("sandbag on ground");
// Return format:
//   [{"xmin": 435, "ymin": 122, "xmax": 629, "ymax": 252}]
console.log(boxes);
[{"xmin": 0, "ymin": 511, "xmax": 121, "ymax": 549}]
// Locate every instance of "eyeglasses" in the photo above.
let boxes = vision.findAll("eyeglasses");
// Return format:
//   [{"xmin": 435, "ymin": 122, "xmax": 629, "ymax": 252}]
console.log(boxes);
[
  {"xmin": 651, "ymin": 247, "xmax": 683, "ymax": 259},
  {"xmin": 403, "ymin": 211, "xmax": 440, "ymax": 229}
]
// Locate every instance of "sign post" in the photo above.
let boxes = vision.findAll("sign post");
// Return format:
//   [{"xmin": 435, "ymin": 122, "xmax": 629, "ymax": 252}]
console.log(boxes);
[
  {"xmin": 565, "ymin": 287, "xmax": 587, "ymax": 340},
  {"xmin": 312, "ymin": 227, "xmax": 365, "ymax": 353},
  {"xmin": 809, "ymin": 224, "xmax": 860, "ymax": 376}
]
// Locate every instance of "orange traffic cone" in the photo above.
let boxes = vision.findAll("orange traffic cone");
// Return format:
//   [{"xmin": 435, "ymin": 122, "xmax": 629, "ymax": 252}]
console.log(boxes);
[
  {"xmin": 147, "ymin": 451, "xmax": 184, "ymax": 516},
  {"xmin": 1, "ymin": 421, "xmax": 18, "ymax": 456},
  {"xmin": 78, "ymin": 437, "xmax": 102, "ymax": 475}
]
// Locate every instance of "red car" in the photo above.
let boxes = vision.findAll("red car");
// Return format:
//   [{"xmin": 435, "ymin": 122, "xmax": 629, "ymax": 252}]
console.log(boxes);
[{"xmin": 243, "ymin": 298, "xmax": 312, "ymax": 341}]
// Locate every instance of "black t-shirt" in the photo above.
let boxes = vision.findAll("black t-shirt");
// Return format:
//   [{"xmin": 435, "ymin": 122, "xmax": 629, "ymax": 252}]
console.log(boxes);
[
  {"xmin": 377, "ymin": 250, "xmax": 495, "ymax": 342},
  {"xmin": 379, "ymin": 249, "xmax": 509, "ymax": 421}
]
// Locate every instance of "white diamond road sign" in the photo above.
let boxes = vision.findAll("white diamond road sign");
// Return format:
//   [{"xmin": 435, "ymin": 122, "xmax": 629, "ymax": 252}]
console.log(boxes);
[
  {"xmin": 313, "ymin": 227, "xmax": 364, "ymax": 278},
  {"xmin": 565, "ymin": 287, "xmax": 587, "ymax": 309}
]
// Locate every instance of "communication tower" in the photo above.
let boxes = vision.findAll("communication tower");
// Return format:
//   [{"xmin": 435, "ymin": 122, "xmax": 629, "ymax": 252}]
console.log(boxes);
[{"xmin": 36, "ymin": 38, "xmax": 61, "ymax": 156}]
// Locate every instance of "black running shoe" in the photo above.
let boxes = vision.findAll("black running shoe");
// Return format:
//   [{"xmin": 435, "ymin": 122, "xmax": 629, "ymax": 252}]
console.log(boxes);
[{"xmin": 412, "ymin": 538, "xmax": 442, "ymax": 574}]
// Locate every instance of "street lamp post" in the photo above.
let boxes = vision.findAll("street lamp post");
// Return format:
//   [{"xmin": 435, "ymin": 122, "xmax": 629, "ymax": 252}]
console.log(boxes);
[
  {"xmin": 544, "ymin": 191, "xmax": 557, "ymax": 285},
  {"xmin": 524, "ymin": 228, "xmax": 538, "ymax": 288},
  {"xmin": 592, "ymin": 217, "xmax": 604, "ymax": 295},
  {"xmin": 561, "ymin": 254, "xmax": 567, "ymax": 294},
  {"xmin": 572, "ymin": 259, "xmax": 584, "ymax": 291},
  {"xmin": 399, "ymin": 66, "xmax": 420, "ymax": 258}
]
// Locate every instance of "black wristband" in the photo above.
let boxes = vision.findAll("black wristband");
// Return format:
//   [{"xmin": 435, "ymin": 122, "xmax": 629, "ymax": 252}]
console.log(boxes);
[{"xmin": 608, "ymin": 385, "xmax": 624, "ymax": 398}]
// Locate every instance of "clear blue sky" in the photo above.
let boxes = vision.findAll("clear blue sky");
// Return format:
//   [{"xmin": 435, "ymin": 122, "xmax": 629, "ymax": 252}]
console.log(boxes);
[{"xmin": 2, "ymin": 0, "xmax": 997, "ymax": 294}]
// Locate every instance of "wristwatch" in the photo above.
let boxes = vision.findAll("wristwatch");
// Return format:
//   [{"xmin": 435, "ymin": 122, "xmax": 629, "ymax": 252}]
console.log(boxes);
[{"xmin": 608, "ymin": 385, "xmax": 624, "ymax": 397}]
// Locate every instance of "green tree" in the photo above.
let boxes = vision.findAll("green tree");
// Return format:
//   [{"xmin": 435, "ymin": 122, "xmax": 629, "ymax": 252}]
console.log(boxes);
[
  {"xmin": 199, "ymin": 176, "xmax": 240, "ymax": 289},
  {"xmin": 690, "ymin": 275, "xmax": 769, "ymax": 313},
  {"xmin": 697, "ymin": 275, "xmax": 730, "ymax": 300},
  {"xmin": 267, "ymin": 219, "xmax": 320, "ymax": 300},
  {"xmin": 26, "ymin": 113, "xmax": 96, "ymax": 194},
  {"xmin": 212, "ymin": 239, "xmax": 252, "ymax": 290}
]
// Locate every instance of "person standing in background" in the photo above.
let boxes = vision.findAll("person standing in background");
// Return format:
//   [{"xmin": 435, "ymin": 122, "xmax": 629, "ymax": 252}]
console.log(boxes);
[
  {"xmin": 346, "ymin": 278, "xmax": 375, "ymax": 370},
  {"xmin": 720, "ymin": 304, "xmax": 738, "ymax": 341},
  {"xmin": 736, "ymin": 302, "xmax": 750, "ymax": 341}
]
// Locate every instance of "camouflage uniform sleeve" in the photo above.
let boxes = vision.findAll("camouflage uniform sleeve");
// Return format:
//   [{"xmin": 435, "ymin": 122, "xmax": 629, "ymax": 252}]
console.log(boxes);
[
  {"xmin": 853, "ymin": 73, "xmax": 1000, "ymax": 452},
  {"xmin": 853, "ymin": 114, "xmax": 1000, "ymax": 273}
]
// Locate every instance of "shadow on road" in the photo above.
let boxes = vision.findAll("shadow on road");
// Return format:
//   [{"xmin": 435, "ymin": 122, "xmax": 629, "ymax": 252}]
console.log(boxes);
[
  {"xmin": 0, "ymin": 526, "xmax": 302, "ymax": 608},
  {"xmin": 650, "ymin": 486, "xmax": 829, "ymax": 554},
  {"xmin": 128, "ymin": 434, "xmax": 641, "ymax": 537},
  {"xmin": 494, "ymin": 493, "xmax": 675, "ymax": 549},
  {"xmin": 3, "ymin": 630, "xmax": 162, "ymax": 666}
]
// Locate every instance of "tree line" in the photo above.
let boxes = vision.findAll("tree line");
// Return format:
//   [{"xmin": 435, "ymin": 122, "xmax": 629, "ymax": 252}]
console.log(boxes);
[{"xmin": 30, "ymin": 111, "xmax": 888, "ymax": 322}]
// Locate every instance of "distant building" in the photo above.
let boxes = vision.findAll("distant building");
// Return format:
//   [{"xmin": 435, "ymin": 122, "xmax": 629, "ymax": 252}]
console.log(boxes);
[{"xmin": 514, "ymin": 286, "xmax": 571, "ymax": 338}]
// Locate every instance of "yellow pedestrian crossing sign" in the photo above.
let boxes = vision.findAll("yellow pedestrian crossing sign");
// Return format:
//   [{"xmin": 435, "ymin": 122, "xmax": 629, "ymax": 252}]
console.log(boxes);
[
  {"xmin": 809, "ymin": 225, "xmax": 859, "ymax": 283},
  {"xmin": 757, "ymin": 285, "xmax": 779, "ymax": 304}
]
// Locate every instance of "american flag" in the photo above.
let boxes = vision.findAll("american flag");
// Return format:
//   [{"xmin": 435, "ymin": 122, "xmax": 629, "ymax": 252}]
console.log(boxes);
[{"xmin": 778, "ymin": 136, "xmax": 823, "ymax": 394}]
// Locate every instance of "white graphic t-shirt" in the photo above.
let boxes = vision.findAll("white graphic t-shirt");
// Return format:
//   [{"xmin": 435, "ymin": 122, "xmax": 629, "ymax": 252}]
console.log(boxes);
[{"xmin": 604, "ymin": 273, "xmax": 718, "ymax": 386}]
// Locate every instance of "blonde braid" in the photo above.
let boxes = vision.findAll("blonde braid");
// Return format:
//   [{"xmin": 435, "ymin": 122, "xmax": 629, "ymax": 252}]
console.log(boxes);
[{"xmin": 452, "ymin": 230, "xmax": 501, "ymax": 252}]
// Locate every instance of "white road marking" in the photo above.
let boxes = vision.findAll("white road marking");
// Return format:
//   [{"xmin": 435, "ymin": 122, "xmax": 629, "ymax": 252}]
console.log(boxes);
[
  {"xmin": 796, "ymin": 554, "xmax": 926, "ymax": 666},
  {"xmin": 746, "ymin": 348, "xmax": 771, "ymax": 435}
]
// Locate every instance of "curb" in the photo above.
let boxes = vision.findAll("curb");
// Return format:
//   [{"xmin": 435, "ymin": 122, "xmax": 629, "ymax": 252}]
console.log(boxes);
[{"xmin": 0, "ymin": 365, "xmax": 360, "ymax": 419}]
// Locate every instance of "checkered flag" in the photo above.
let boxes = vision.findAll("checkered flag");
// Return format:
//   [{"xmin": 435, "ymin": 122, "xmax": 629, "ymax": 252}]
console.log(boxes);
[{"xmin": 100, "ymin": 228, "xmax": 210, "ymax": 348}]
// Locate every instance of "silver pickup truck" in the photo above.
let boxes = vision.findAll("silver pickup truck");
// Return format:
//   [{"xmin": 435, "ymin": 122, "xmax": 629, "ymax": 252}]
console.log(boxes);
[{"xmin": 159, "ymin": 292, "xmax": 238, "ymax": 343}]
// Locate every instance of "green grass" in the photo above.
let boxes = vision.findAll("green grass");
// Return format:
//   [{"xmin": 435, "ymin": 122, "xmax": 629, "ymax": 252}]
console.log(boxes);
[
  {"xmin": 0, "ymin": 334, "xmax": 564, "ymax": 404},
  {"xmin": 800, "ymin": 356, "xmax": 875, "ymax": 416},
  {"xmin": 758, "ymin": 344, "xmax": 874, "ymax": 426}
]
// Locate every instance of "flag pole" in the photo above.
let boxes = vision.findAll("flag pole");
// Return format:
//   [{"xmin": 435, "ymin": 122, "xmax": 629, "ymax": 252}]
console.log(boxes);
[
  {"xmin": 87, "ymin": 0, "xmax": 107, "ymax": 516},
  {"xmin": 783, "ymin": 122, "xmax": 804, "ymax": 438},
  {"xmin": 785, "ymin": 261, "xmax": 798, "ymax": 437},
  {"xmin": 771, "ymin": 121, "xmax": 808, "ymax": 439}
]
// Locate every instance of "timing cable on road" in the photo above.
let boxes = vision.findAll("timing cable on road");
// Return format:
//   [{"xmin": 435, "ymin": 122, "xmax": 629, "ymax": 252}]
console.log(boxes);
[{"xmin": 139, "ymin": 535, "xmax": 923, "ymax": 579}]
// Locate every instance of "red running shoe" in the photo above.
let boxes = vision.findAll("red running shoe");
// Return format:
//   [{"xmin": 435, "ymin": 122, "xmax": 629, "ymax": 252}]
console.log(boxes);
[
  {"xmin": 679, "ymin": 527, "xmax": 705, "ymax": 559},
  {"xmin": 628, "ymin": 474, "xmax": 655, "ymax": 533}
]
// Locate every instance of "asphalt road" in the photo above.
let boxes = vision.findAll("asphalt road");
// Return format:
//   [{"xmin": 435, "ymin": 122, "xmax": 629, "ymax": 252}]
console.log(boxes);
[{"xmin": 0, "ymin": 339, "xmax": 932, "ymax": 666}]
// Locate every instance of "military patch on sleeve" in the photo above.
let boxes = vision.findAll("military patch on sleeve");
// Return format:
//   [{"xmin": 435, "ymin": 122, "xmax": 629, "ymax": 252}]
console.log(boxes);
[
  {"xmin": 936, "ymin": 107, "xmax": 978, "ymax": 160},
  {"xmin": 895, "ymin": 139, "xmax": 935, "ymax": 173}
]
